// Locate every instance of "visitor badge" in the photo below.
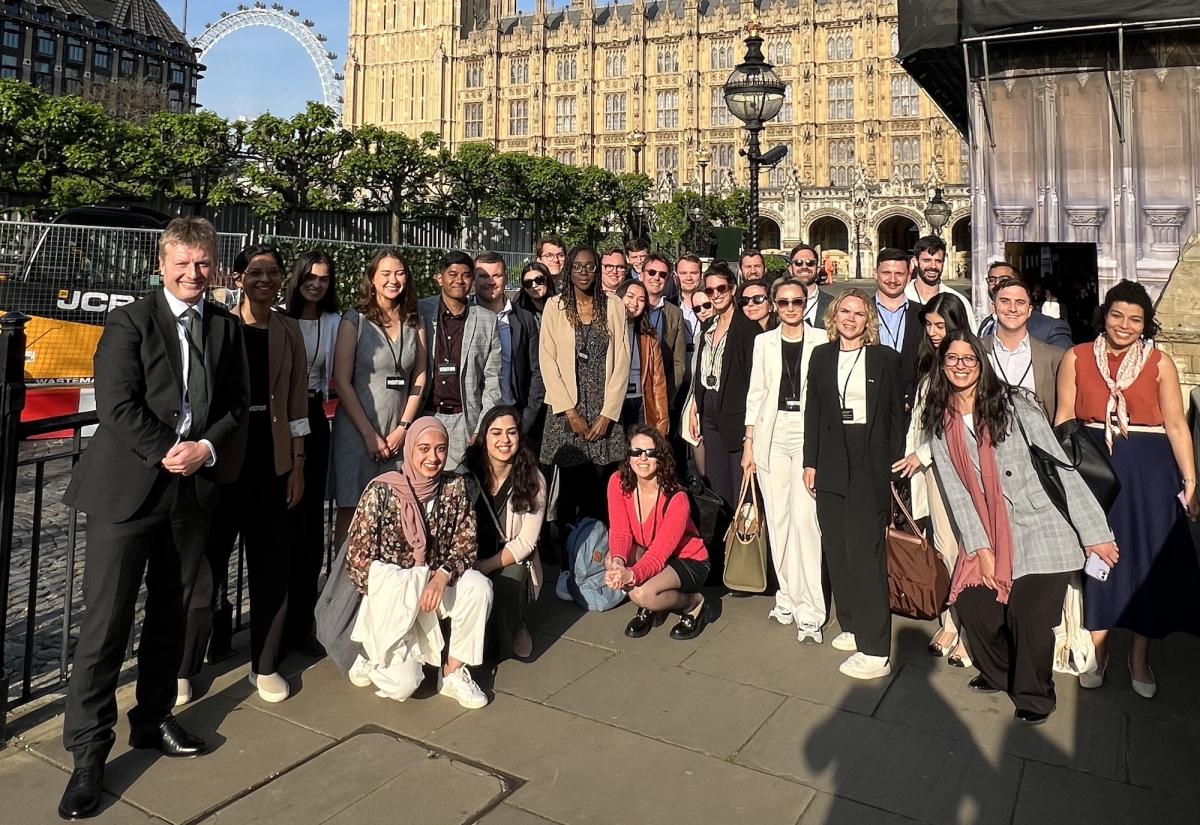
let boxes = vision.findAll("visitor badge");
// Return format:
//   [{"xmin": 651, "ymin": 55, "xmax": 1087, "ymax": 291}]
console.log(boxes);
[
  {"xmin": 785, "ymin": 397, "xmax": 801, "ymax": 411},
  {"xmin": 841, "ymin": 407, "xmax": 854, "ymax": 422},
  {"xmin": 577, "ymin": 350, "xmax": 590, "ymax": 363},
  {"xmin": 437, "ymin": 363, "xmax": 457, "ymax": 376},
  {"xmin": 385, "ymin": 375, "xmax": 408, "ymax": 392}
]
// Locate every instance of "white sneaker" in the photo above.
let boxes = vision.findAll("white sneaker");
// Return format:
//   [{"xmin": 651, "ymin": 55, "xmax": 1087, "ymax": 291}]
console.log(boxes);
[
  {"xmin": 831, "ymin": 631, "xmax": 857, "ymax": 652},
  {"xmin": 767, "ymin": 606, "xmax": 794, "ymax": 626},
  {"xmin": 438, "ymin": 666, "xmax": 489, "ymax": 709},
  {"xmin": 839, "ymin": 652, "xmax": 891, "ymax": 680},
  {"xmin": 555, "ymin": 570, "xmax": 573, "ymax": 602},
  {"xmin": 174, "ymin": 678, "xmax": 192, "ymax": 707},
  {"xmin": 797, "ymin": 624, "xmax": 823, "ymax": 645},
  {"xmin": 248, "ymin": 671, "xmax": 290, "ymax": 703},
  {"xmin": 348, "ymin": 655, "xmax": 373, "ymax": 688}
]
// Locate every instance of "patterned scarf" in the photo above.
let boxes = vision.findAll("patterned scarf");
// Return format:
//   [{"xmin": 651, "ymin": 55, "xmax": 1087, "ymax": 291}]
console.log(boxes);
[
  {"xmin": 944, "ymin": 409, "xmax": 1014, "ymax": 606},
  {"xmin": 1092, "ymin": 336, "xmax": 1154, "ymax": 453}
]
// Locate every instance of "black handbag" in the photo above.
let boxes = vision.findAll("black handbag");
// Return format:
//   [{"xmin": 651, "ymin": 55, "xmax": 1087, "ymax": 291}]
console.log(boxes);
[
  {"xmin": 685, "ymin": 474, "xmax": 732, "ymax": 583},
  {"xmin": 1013, "ymin": 413, "xmax": 1121, "ymax": 524}
]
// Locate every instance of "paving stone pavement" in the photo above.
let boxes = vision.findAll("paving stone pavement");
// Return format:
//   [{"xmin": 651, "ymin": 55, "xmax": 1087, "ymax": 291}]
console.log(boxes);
[{"xmin": 3, "ymin": 575, "xmax": 1199, "ymax": 825}]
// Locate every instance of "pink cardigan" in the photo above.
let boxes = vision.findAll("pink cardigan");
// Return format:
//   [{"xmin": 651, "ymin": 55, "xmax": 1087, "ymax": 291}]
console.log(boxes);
[{"xmin": 606, "ymin": 473, "xmax": 708, "ymax": 586}]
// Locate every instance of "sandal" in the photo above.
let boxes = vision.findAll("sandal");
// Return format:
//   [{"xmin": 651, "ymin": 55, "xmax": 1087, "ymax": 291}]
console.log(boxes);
[
  {"xmin": 928, "ymin": 630, "xmax": 957, "ymax": 658},
  {"xmin": 947, "ymin": 637, "xmax": 972, "ymax": 669}
]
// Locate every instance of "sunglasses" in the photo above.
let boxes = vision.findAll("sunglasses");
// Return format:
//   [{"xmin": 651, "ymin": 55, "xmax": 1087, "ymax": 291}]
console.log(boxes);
[
  {"xmin": 522, "ymin": 275, "xmax": 547, "ymax": 288},
  {"xmin": 737, "ymin": 294, "xmax": 769, "ymax": 307},
  {"xmin": 627, "ymin": 447, "xmax": 661, "ymax": 459},
  {"xmin": 643, "ymin": 268, "xmax": 669, "ymax": 278},
  {"xmin": 775, "ymin": 297, "xmax": 807, "ymax": 309},
  {"xmin": 704, "ymin": 284, "xmax": 731, "ymax": 297},
  {"xmin": 693, "ymin": 301, "xmax": 714, "ymax": 312},
  {"xmin": 791, "ymin": 258, "xmax": 819, "ymax": 267}
]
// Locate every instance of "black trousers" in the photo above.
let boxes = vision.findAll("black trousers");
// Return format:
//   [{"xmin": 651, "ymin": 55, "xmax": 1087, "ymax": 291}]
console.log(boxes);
[
  {"xmin": 700, "ymin": 400, "xmax": 743, "ymax": 510},
  {"xmin": 284, "ymin": 395, "xmax": 330, "ymax": 647},
  {"xmin": 955, "ymin": 571, "xmax": 1070, "ymax": 715},
  {"xmin": 815, "ymin": 424, "xmax": 891, "ymax": 658},
  {"xmin": 181, "ymin": 436, "xmax": 290, "ymax": 678},
  {"xmin": 63, "ymin": 474, "xmax": 208, "ymax": 767}
]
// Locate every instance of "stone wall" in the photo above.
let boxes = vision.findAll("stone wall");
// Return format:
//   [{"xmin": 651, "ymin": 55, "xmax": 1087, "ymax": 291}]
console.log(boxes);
[{"xmin": 1150, "ymin": 234, "xmax": 1200, "ymax": 398}]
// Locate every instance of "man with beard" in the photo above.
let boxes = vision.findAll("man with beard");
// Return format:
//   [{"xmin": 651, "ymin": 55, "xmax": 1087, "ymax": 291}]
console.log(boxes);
[
  {"xmin": 904, "ymin": 235, "xmax": 977, "ymax": 332},
  {"xmin": 785, "ymin": 242, "xmax": 833, "ymax": 328}
]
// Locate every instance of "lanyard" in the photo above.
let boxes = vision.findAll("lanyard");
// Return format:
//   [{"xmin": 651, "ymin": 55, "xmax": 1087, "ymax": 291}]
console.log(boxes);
[
  {"xmin": 381, "ymin": 320, "xmax": 405, "ymax": 372},
  {"xmin": 634, "ymin": 487, "xmax": 662, "ymax": 547},
  {"xmin": 781, "ymin": 335, "xmax": 805, "ymax": 397},
  {"xmin": 306, "ymin": 316, "xmax": 322, "ymax": 374},
  {"xmin": 838, "ymin": 346, "xmax": 865, "ymax": 410},
  {"xmin": 876, "ymin": 301, "xmax": 906, "ymax": 350},
  {"xmin": 993, "ymin": 341, "xmax": 1033, "ymax": 389}
]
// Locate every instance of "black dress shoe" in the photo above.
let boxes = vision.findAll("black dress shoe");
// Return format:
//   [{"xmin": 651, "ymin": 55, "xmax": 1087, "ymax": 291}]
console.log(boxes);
[
  {"xmin": 1014, "ymin": 708, "xmax": 1050, "ymax": 726},
  {"xmin": 968, "ymin": 676, "xmax": 1001, "ymax": 694},
  {"xmin": 128, "ymin": 716, "xmax": 207, "ymax": 758},
  {"xmin": 58, "ymin": 766, "xmax": 103, "ymax": 820},
  {"xmin": 625, "ymin": 608, "xmax": 657, "ymax": 638},
  {"xmin": 670, "ymin": 598, "xmax": 712, "ymax": 641}
]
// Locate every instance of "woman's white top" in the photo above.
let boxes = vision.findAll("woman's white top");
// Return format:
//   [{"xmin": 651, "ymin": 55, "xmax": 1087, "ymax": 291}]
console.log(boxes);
[{"xmin": 837, "ymin": 347, "xmax": 867, "ymax": 424}]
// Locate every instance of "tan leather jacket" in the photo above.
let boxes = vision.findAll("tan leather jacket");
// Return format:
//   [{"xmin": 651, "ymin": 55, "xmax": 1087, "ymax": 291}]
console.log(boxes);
[{"xmin": 637, "ymin": 331, "xmax": 670, "ymax": 435}]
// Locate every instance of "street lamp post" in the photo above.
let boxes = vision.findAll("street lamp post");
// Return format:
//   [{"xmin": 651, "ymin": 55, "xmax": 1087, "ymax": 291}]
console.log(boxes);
[
  {"xmin": 690, "ymin": 204, "xmax": 702, "ymax": 252},
  {"xmin": 852, "ymin": 173, "xmax": 868, "ymax": 281},
  {"xmin": 697, "ymin": 145, "xmax": 710, "ymax": 201},
  {"xmin": 630, "ymin": 129, "xmax": 647, "ymax": 175},
  {"xmin": 723, "ymin": 26, "xmax": 787, "ymax": 251},
  {"xmin": 695, "ymin": 146, "xmax": 710, "ymax": 254},
  {"xmin": 924, "ymin": 187, "xmax": 951, "ymax": 237}
]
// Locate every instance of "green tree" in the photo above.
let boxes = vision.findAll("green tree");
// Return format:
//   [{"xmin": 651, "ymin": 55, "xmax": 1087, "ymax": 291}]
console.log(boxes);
[
  {"xmin": 144, "ymin": 110, "xmax": 244, "ymax": 208},
  {"xmin": 339, "ymin": 125, "xmax": 438, "ymax": 243},
  {"xmin": 241, "ymin": 102, "xmax": 351, "ymax": 225}
]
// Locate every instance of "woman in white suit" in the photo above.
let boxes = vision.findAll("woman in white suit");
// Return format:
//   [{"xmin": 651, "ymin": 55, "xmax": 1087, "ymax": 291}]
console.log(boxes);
[{"xmin": 742, "ymin": 278, "xmax": 825, "ymax": 644}]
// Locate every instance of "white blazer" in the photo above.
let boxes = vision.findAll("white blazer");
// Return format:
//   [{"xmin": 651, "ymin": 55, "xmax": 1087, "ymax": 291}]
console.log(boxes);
[{"xmin": 744, "ymin": 328, "xmax": 820, "ymax": 473}]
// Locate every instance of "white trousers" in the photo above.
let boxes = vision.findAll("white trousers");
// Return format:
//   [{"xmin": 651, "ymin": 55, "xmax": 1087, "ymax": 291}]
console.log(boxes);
[
  {"xmin": 437, "ymin": 569, "xmax": 494, "ymax": 667},
  {"xmin": 923, "ymin": 468, "xmax": 961, "ymax": 636},
  {"xmin": 756, "ymin": 411, "xmax": 825, "ymax": 628}
]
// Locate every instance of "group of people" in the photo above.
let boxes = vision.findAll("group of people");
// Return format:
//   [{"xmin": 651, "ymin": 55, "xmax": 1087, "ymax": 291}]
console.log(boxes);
[{"xmin": 53, "ymin": 217, "xmax": 1200, "ymax": 821}]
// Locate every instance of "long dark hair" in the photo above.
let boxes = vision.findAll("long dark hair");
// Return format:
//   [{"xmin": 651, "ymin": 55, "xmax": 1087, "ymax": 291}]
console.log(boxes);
[
  {"xmin": 561, "ymin": 245, "xmax": 609, "ymax": 334},
  {"xmin": 915, "ymin": 293, "xmax": 972, "ymax": 379},
  {"xmin": 919, "ymin": 330, "xmax": 1013, "ymax": 445},
  {"xmin": 616, "ymin": 278, "xmax": 654, "ymax": 337},
  {"xmin": 462, "ymin": 405, "xmax": 543, "ymax": 514},
  {"xmin": 285, "ymin": 249, "xmax": 339, "ymax": 318},
  {"xmin": 515, "ymin": 260, "xmax": 557, "ymax": 316},
  {"xmin": 618, "ymin": 424, "xmax": 681, "ymax": 497},
  {"xmin": 355, "ymin": 247, "xmax": 418, "ymax": 328}
]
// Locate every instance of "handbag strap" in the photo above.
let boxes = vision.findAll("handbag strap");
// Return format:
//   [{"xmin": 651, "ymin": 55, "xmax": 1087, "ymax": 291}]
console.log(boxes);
[
  {"xmin": 470, "ymin": 473, "xmax": 511, "ymax": 544},
  {"xmin": 1012, "ymin": 404, "xmax": 1078, "ymax": 471},
  {"xmin": 889, "ymin": 483, "xmax": 922, "ymax": 536}
]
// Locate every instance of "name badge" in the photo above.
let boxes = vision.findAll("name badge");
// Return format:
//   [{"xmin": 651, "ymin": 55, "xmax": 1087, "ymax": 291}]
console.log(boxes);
[
  {"xmin": 785, "ymin": 397, "xmax": 801, "ymax": 411},
  {"xmin": 627, "ymin": 383, "xmax": 637, "ymax": 394},
  {"xmin": 437, "ymin": 363, "xmax": 457, "ymax": 376},
  {"xmin": 577, "ymin": 350, "xmax": 590, "ymax": 363},
  {"xmin": 841, "ymin": 407, "xmax": 854, "ymax": 422},
  {"xmin": 385, "ymin": 375, "xmax": 408, "ymax": 392}
]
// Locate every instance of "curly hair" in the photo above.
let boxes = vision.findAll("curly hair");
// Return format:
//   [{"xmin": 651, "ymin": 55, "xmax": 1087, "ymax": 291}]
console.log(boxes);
[
  {"xmin": 560, "ymin": 245, "xmax": 609, "ymax": 335},
  {"xmin": 618, "ymin": 424, "xmax": 681, "ymax": 497},
  {"xmin": 1097, "ymin": 279, "xmax": 1160, "ymax": 339},
  {"xmin": 919, "ymin": 330, "xmax": 1013, "ymax": 445},
  {"xmin": 462, "ymin": 405, "xmax": 543, "ymax": 515},
  {"xmin": 823, "ymin": 287, "xmax": 879, "ymax": 345}
]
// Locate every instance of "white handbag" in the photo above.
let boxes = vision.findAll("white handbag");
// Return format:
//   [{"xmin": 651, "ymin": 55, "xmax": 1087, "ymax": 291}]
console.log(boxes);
[{"xmin": 1052, "ymin": 574, "xmax": 1095, "ymax": 676}]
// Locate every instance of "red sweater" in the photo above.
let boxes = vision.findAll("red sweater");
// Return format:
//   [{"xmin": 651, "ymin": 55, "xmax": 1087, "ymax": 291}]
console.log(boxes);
[{"xmin": 606, "ymin": 473, "xmax": 709, "ymax": 586}]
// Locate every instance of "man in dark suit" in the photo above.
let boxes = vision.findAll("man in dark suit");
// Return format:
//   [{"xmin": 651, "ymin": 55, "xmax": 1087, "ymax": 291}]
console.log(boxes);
[
  {"xmin": 979, "ymin": 261, "xmax": 1073, "ymax": 348},
  {"xmin": 58, "ymin": 217, "xmax": 247, "ymax": 820},
  {"xmin": 785, "ymin": 243, "xmax": 833, "ymax": 328},
  {"xmin": 871, "ymin": 247, "xmax": 923, "ymax": 409},
  {"xmin": 472, "ymin": 251, "xmax": 544, "ymax": 434}
]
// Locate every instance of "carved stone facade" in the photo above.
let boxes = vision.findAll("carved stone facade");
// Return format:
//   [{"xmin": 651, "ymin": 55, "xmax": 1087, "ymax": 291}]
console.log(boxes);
[
  {"xmin": 968, "ymin": 67, "xmax": 1200, "ymax": 305},
  {"xmin": 345, "ymin": 0, "xmax": 969, "ymax": 259}
]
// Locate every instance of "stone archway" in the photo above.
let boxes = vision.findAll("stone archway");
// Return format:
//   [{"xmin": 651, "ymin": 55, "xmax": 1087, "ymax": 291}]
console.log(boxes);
[
  {"xmin": 877, "ymin": 214, "xmax": 920, "ymax": 254},
  {"xmin": 809, "ymin": 215, "xmax": 850, "ymax": 253},
  {"xmin": 950, "ymin": 215, "xmax": 972, "ymax": 279},
  {"xmin": 756, "ymin": 216, "xmax": 782, "ymax": 251}
]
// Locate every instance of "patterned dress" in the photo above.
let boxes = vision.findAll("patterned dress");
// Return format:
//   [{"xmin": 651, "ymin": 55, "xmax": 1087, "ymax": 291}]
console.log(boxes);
[
  {"xmin": 344, "ymin": 474, "xmax": 477, "ymax": 594},
  {"xmin": 539, "ymin": 319, "xmax": 626, "ymax": 468}
]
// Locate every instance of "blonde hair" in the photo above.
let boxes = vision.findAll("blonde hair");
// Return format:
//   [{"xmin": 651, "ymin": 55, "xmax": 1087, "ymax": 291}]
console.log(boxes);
[
  {"xmin": 158, "ymin": 216, "xmax": 218, "ymax": 261},
  {"xmin": 824, "ymin": 287, "xmax": 879, "ymax": 345}
]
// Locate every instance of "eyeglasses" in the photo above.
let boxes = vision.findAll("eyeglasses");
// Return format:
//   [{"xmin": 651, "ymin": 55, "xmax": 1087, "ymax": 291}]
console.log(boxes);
[
  {"xmin": 704, "ymin": 284, "xmax": 731, "ymax": 297},
  {"xmin": 522, "ymin": 275, "xmax": 547, "ymax": 289},
  {"xmin": 539, "ymin": 252, "xmax": 565, "ymax": 261},
  {"xmin": 570, "ymin": 263, "xmax": 598, "ymax": 274},
  {"xmin": 693, "ymin": 301, "xmax": 714, "ymax": 312},
  {"xmin": 775, "ymin": 297, "xmax": 807, "ymax": 309},
  {"xmin": 627, "ymin": 447, "xmax": 661, "ymax": 459},
  {"xmin": 643, "ymin": 268, "xmax": 669, "ymax": 278},
  {"xmin": 601, "ymin": 263, "xmax": 626, "ymax": 272},
  {"xmin": 244, "ymin": 268, "xmax": 283, "ymax": 279},
  {"xmin": 791, "ymin": 258, "xmax": 819, "ymax": 267},
  {"xmin": 943, "ymin": 354, "xmax": 980, "ymax": 368},
  {"xmin": 737, "ymin": 294, "xmax": 769, "ymax": 307}
]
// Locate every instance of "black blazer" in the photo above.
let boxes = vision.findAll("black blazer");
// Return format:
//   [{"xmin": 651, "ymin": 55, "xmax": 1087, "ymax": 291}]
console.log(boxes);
[
  {"xmin": 693, "ymin": 310, "xmax": 765, "ymax": 451},
  {"xmin": 898, "ymin": 302, "xmax": 924, "ymax": 408},
  {"xmin": 508, "ymin": 303, "xmax": 545, "ymax": 434},
  {"xmin": 802, "ymin": 343, "xmax": 905, "ymax": 513},
  {"xmin": 64, "ymin": 291, "xmax": 247, "ymax": 522}
]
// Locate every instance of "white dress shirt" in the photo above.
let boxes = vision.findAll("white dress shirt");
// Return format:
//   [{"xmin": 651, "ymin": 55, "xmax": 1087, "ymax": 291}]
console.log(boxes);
[
  {"xmin": 989, "ymin": 333, "xmax": 1035, "ymax": 393},
  {"xmin": 162, "ymin": 289, "xmax": 217, "ymax": 465}
]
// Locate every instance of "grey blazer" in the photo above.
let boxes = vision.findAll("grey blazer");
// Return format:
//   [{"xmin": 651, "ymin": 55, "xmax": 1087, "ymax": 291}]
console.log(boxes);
[
  {"xmin": 983, "ymin": 333, "xmax": 1064, "ymax": 422},
  {"xmin": 417, "ymin": 296, "xmax": 502, "ymax": 436},
  {"xmin": 930, "ymin": 393, "xmax": 1113, "ymax": 580}
]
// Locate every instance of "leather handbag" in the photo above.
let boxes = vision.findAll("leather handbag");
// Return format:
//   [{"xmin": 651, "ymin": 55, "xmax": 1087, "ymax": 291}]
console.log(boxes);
[
  {"xmin": 884, "ymin": 483, "xmax": 950, "ymax": 620},
  {"xmin": 723, "ymin": 473, "xmax": 769, "ymax": 593},
  {"xmin": 1014, "ymin": 414, "xmax": 1121, "ymax": 523}
]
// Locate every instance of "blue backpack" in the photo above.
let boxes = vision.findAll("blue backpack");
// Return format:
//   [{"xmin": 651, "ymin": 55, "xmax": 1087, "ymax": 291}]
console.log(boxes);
[{"xmin": 565, "ymin": 518, "xmax": 626, "ymax": 612}]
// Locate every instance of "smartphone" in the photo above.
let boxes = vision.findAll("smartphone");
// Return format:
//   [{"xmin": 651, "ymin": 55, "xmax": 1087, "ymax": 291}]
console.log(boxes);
[
  {"xmin": 1178, "ymin": 489, "xmax": 1190, "ymax": 509},
  {"xmin": 1084, "ymin": 553, "xmax": 1111, "ymax": 582}
]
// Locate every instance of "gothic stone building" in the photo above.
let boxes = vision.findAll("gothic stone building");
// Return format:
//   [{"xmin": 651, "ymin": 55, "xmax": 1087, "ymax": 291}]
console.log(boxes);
[{"xmin": 345, "ymin": 0, "xmax": 971, "ymax": 272}]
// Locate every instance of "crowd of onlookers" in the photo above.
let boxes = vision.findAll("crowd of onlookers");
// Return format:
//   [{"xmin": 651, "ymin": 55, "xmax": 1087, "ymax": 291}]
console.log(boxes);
[{"xmin": 51, "ymin": 217, "xmax": 1200, "ymax": 821}]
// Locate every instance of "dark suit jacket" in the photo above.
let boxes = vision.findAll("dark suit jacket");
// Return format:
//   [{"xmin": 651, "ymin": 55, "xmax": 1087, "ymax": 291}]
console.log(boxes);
[
  {"xmin": 64, "ymin": 291, "xmax": 247, "ymax": 522},
  {"xmin": 694, "ymin": 310, "xmax": 766, "ymax": 451},
  {"xmin": 981, "ymin": 310, "xmax": 1073, "ymax": 349},
  {"xmin": 803, "ymin": 343, "xmax": 905, "ymax": 513},
  {"xmin": 810, "ymin": 287, "xmax": 834, "ymax": 327},
  {"xmin": 898, "ymin": 303, "xmax": 924, "ymax": 409},
  {"xmin": 508, "ymin": 303, "xmax": 545, "ymax": 434}
]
